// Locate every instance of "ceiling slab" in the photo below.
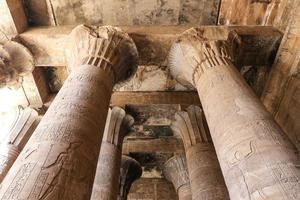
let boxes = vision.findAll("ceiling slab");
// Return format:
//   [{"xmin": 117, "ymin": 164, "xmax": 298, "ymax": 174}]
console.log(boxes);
[{"xmin": 24, "ymin": 0, "xmax": 220, "ymax": 26}]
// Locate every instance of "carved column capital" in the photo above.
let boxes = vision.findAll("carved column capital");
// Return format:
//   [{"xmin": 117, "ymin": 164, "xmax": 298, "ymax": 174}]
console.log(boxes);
[
  {"xmin": 0, "ymin": 41, "xmax": 34, "ymax": 88},
  {"xmin": 66, "ymin": 25, "xmax": 138, "ymax": 85},
  {"xmin": 169, "ymin": 28, "xmax": 240, "ymax": 88},
  {"xmin": 163, "ymin": 155, "xmax": 190, "ymax": 192},
  {"xmin": 103, "ymin": 107, "xmax": 134, "ymax": 148},
  {"xmin": 118, "ymin": 155, "xmax": 142, "ymax": 200},
  {"xmin": 171, "ymin": 105, "xmax": 211, "ymax": 149}
]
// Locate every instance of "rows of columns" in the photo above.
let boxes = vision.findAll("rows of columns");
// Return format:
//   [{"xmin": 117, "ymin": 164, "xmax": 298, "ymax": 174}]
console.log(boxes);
[
  {"xmin": 169, "ymin": 28, "xmax": 300, "ymax": 199},
  {"xmin": 0, "ymin": 25, "xmax": 299, "ymax": 200},
  {"xmin": 0, "ymin": 25, "xmax": 139, "ymax": 199},
  {"xmin": 91, "ymin": 107, "xmax": 134, "ymax": 200}
]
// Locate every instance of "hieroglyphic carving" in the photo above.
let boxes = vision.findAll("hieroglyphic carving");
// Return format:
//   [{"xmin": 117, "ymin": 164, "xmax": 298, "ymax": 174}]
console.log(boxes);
[
  {"xmin": 91, "ymin": 107, "xmax": 134, "ymax": 200},
  {"xmin": 172, "ymin": 105, "xmax": 229, "ymax": 200},
  {"xmin": 118, "ymin": 156, "xmax": 142, "ymax": 200},
  {"xmin": 169, "ymin": 28, "xmax": 300, "ymax": 199},
  {"xmin": 163, "ymin": 155, "xmax": 192, "ymax": 200},
  {"xmin": 0, "ymin": 25, "xmax": 138, "ymax": 199},
  {"xmin": 0, "ymin": 108, "xmax": 39, "ymax": 183},
  {"xmin": 0, "ymin": 41, "xmax": 34, "ymax": 88}
]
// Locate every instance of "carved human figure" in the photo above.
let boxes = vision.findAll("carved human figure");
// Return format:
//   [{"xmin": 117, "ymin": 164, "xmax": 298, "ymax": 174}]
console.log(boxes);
[
  {"xmin": 118, "ymin": 155, "xmax": 142, "ymax": 200},
  {"xmin": 0, "ymin": 107, "xmax": 39, "ymax": 183},
  {"xmin": 0, "ymin": 25, "xmax": 138, "ymax": 199},
  {"xmin": 91, "ymin": 107, "xmax": 134, "ymax": 200},
  {"xmin": 172, "ymin": 105, "xmax": 229, "ymax": 200},
  {"xmin": 163, "ymin": 154, "xmax": 192, "ymax": 200},
  {"xmin": 169, "ymin": 28, "xmax": 300, "ymax": 200}
]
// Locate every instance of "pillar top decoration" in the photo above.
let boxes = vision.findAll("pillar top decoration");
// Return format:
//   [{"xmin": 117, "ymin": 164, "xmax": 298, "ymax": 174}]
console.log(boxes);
[
  {"xmin": 163, "ymin": 154, "xmax": 190, "ymax": 193},
  {"xmin": 66, "ymin": 25, "xmax": 138, "ymax": 85},
  {"xmin": 0, "ymin": 41, "xmax": 34, "ymax": 89},
  {"xmin": 168, "ymin": 28, "xmax": 240, "ymax": 88},
  {"xmin": 171, "ymin": 105, "xmax": 211, "ymax": 149},
  {"xmin": 103, "ymin": 107, "xmax": 134, "ymax": 147},
  {"xmin": 118, "ymin": 155, "xmax": 142, "ymax": 200}
]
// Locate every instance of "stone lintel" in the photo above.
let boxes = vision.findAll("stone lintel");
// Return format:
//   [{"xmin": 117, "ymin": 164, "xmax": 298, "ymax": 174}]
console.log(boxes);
[{"xmin": 19, "ymin": 26, "xmax": 282, "ymax": 67}]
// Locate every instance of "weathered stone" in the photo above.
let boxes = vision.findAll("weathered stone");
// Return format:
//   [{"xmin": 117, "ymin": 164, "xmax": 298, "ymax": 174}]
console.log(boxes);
[
  {"xmin": 0, "ymin": 41, "xmax": 34, "ymax": 88},
  {"xmin": 118, "ymin": 155, "xmax": 142, "ymax": 200},
  {"xmin": 262, "ymin": 0, "xmax": 300, "ymax": 151},
  {"xmin": 127, "ymin": 178, "xmax": 178, "ymax": 200},
  {"xmin": 0, "ymin": 25, "xmax": 138, "ymax": 199},
  {"xmin": 169, "ymin": 28, "xmax": 300, "ymax": 199},
  {"xmin": 91, "ymin": 107, "xmax": 134, "ymax": 200},
  {"xmin": 0, "ymin": 107, "xmax": 39, "ymax": 183},
  {"xmin": 218, "ymin": 0, "xmax": 289, "ymax": 27},
  {"xmin": 172, "ymin": 106, "xmax": 229, "ymax": 200},
  {"xmin": 0, "ymin": 0, "xmax": 27, "ymax": 42},
  {"xmin": 23, "ymin": 0, "xmax": 220, "ymax": 26},
  {"xmin": 163, "ymin": 155, "xmax": 192, "ymax": 200}
]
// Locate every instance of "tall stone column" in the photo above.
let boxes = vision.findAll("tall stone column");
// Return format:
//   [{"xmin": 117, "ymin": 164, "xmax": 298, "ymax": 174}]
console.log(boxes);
[
  {"xmin": 0, "ymin": 107, "xmax": 39, "ymax": 183},
  {"xmin": 91, "ymin": 107, "xmax": 134, "ymax": 200},
  {"xmin": 0, "ymin": 25, "xmax": 138, "ymax": 199},
  {"xmin": 169, "ymin": 28, "xmax": 300, "ymax": 200},
  {"xmin": 163, "ymin": 155, "xmax": 192, "ymax": 200},
  {"xmin": 172, "ymin": 106, "xmax": 229, "ymax": 200},
  {"xmin": 118, "ymin": 155, "xmax": 142, "ymax": 200}
]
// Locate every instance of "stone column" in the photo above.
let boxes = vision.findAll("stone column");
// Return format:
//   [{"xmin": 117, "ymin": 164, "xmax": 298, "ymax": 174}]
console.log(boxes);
[
  {"xmin": 118, "ymin": 155, "xmax": 142, "ymax": 200},
  {"xmin": 169, "ymin": 28, "xmax": 300, "ymax": 200},
  {"xmin": 172, "ymin": 106, "xmax": 229, "ymax": 200},
  {"xmin": 163, "ymin": 155, "xmax": 192, "ymax": 200},
  {"xmin": 0, "ymin": 25, "xmax": 138, "ymax": 199},
  {"xmin": 91, "ymin": 107, "xmax": 134, "ymax": 200},
  {"xmin": 0, "ymin": 107, "xmax": 39, "ymax": 183}
]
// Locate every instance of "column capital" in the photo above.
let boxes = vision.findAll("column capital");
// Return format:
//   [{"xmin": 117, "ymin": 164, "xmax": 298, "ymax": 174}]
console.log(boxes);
[
  {"xmin": 66, "ymin": 25, "xmax": 138, "ymax": 85},
  {"xmin": 163, "ymin": 155, "xmax": 190, "ymax": 193},
  {"xmin": 118, "ymin": 155, "xmax": 142, "ymax": 200},
  {"xmin": 0, "ymin": 41, "xmax": 34, "ymax": 88},
  {"xmin": 171, "ymin": 105, "xmax": 211, "ymax": 149},
  {"xmin": 103, "ymin": 107, "xmax": 134, "ymax": 148},
  {"xmin": 168, "ymin": 28, "xmax": 240, "ymax": 88}
]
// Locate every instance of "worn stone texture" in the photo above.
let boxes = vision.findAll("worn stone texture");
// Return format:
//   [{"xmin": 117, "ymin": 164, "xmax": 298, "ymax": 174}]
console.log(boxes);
[
  {"xmin": 0, "ymin": 0, "xmax": 27, "ymax": 41},
  {"xmin": 24, "ymin": 0, "xmax": 220, "ymax": 26},
  {"xmin": 115, "ymin": 65, "xmax": 188, "ymax": 92},
  {"xmin": 163, "ymin": 155, "xmax": 192, "ymax": 200},
  {"xmin": 118, "ymin": 156, "xmax": 142, "ymax": 200},
  {"xmin": 172, "ymin": 106, "xmax": 229, "ymax": 200},
  {"xmin": 91, "ymin": 107, "xmax": 134, "ymax": 200},
  {"xmin": 0, "ymin": 107, "xmax": 39, "ymax": 183},
  {"xmin": 218, "ymin": 0, "xmax": 293, "ymax": 29},
  {"xmin": 128, "ymin": 178, "xmax": 178, "ymax": 200},
  {"xmin": 0, "ymin": 41, "xmax": 34, "ymax": 88},
  {"xmin": 261, "ymin": 0, "xmax": 300, "ymax": 151},
  {"xmin": 0, "ymin": 25, "xmax": 138, "ymax": 199},
  {"xmin": 169, "ymin": 28, "xmax": 300, "ymax": 199}
]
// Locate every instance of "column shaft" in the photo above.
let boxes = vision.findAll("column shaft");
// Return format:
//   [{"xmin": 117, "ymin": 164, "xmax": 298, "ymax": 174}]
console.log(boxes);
[
  {"xmin": 196, "ymin": 58, "xmax": 300, "ymax": 199},
  {"xmin": 0, "ymin": 66, "xmax": 113, "ymax": 199},
  {"xmin": 173, "ymin": 106, "xmax": 229, "ymax": 200},
  {"xmin": 168, "ymin": 28, "xmax": 300, "ymax": 199},
  {"xmin": 92, "ymin": 142, "xmax": 121, "ymax": 200},
  {"xmin": 178, "ymin": 185, "xmax": 192, "ymax": 200},
  {"xmin": 0, "ymin": 144, "xmax": 20, "ymax": 182},
  {"xmin": 91, "ymin": 107, "xmax": 133, "ymax": 200},
  {"xmin": 186, "ymin": 144, "xmax": 228, "ymax": 200},
  {"xmin": 163, "ymin": 155, "xmax": 192, "ymax": 200}
]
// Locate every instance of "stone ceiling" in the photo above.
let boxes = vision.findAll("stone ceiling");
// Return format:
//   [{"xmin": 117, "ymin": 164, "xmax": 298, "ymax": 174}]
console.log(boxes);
[
  {"xmin": 24, "ymin": 0, "xmax": 220, "ymax": 26},
  {"xmin": 3, "ymin": 0, "xmax": 297, "ymax": 183}
]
